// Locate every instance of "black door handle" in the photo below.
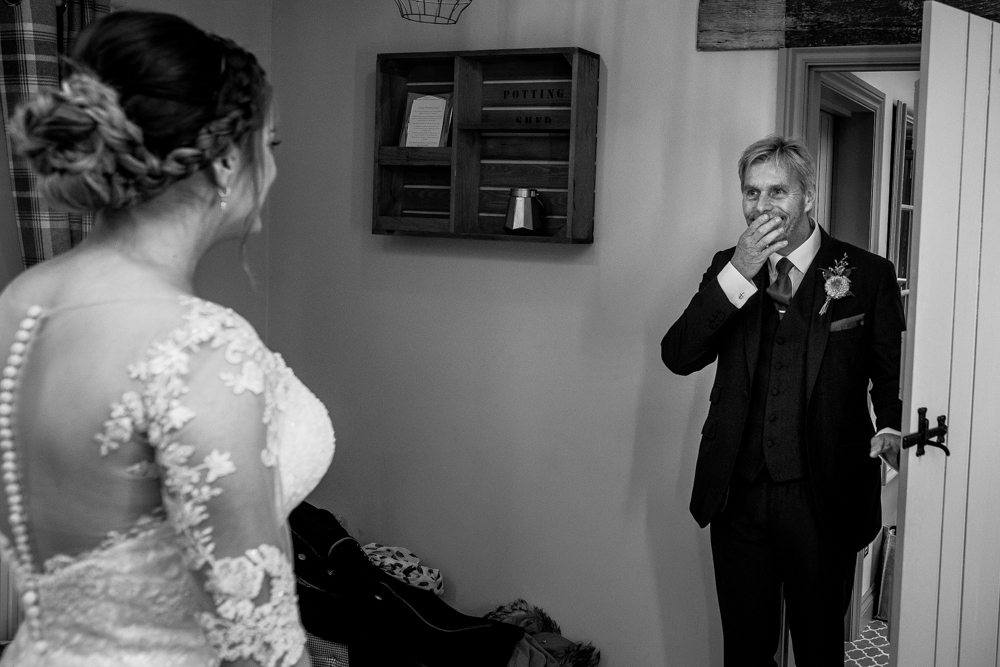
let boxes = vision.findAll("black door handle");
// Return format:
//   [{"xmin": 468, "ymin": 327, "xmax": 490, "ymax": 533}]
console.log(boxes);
[{"xmin": 901, "ymin": 407, "xmax": 949, "ymax": 457}]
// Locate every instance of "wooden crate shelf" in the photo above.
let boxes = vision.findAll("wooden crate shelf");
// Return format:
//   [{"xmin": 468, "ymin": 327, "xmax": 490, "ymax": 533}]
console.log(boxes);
[
  {"xmin": 373, "ymin": 47, "xmax": 600, "ymax": 244},
  {"xmin": 377, "ymin": 147, "xmax": 452, "ymax": 166},
  {"xmin": 456, "ymin": 122, "xmax": 573, "ymax": 133}
]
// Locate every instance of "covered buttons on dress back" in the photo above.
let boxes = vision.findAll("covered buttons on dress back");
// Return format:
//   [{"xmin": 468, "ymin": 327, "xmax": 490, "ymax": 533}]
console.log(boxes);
[{"xmin": 1, "ymin": 305, "xmax": 48, "ymax": 653}]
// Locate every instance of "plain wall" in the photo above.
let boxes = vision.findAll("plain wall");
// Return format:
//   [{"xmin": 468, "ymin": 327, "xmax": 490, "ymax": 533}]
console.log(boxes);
[
  {"xmin": 266, "ymin": 2, "xmax": 777, "ymax": 666},
  {"xmin": 829, "ymin": 110, "xmax": 876, "ymax": 250}
]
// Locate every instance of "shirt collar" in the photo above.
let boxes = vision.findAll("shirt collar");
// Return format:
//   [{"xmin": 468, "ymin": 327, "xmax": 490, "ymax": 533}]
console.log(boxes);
[{"xmin": 769, "ymin": 218, "xmax": 821, "ymax": 274}]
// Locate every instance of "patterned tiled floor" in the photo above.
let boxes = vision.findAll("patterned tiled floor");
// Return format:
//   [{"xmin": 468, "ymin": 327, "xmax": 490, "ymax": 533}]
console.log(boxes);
[{"xmin": 844, "ymin": 619, "xmax": 891, "ymax": 667}]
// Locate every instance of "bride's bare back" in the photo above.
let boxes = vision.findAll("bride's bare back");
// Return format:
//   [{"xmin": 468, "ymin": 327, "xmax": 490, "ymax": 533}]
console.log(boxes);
[
  {"xmin": 0, "ymin": 259, "xmax": 333, "ymax": 666},
  {"xmin": 0, "ymin": 10, "xmax": 322, "ymax": 667}
]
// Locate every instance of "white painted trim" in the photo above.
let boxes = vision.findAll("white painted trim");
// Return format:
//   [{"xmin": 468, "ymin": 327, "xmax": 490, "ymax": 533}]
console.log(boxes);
[
  {"xmin": 777, "ymin": 47, "xmax": 915, "ymax": 256},
  {"xmin": 954, "ymin": 17, "xmax": 1000, "ymax": 666},
  {"xmin": 820, "ymin": 71, "xmax": 887, "ymax": 112},
  {"xmin": 815, "ymin": 111, "xmax": 834, "ymax": 232},
  {"xmin": 777, "ymin": 44, "xmax": 921, "ymax": 141},
  {"xmin": 933, "ymin": 14, "xmax": 991, "ymax": 665},
  {"xmin": 776, "ymin": 43, "xmax": 921, "ymax": 667},
  {"xmin": 892, "ymin": 3, "xmax": 970, "ymax": 664},
  {"xmin": 817, "ymin": 71, "xmax": 886, "ymax": 253}
]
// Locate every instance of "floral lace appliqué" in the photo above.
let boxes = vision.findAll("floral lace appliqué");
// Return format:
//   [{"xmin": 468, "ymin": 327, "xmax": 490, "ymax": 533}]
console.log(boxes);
[
  {"xmin": 91, "ymin": 296, "xmax": 304, "ymax": 667},
  {"xmin": 199, "ymin": 544, "xmax": 305, "ymax": 667},
  {"xmin": 95, "ymin": 390, "xmax": 147, "ymax": 456}
]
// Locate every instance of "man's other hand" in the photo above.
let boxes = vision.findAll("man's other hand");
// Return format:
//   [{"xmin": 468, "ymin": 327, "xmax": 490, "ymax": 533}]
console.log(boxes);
[
  {"xmin": 870, "ymin": 432, "xmax": 902, "ymax": 471},
  {"xmin": 731, "ymin": 213, "xmax": 789, "ymax": 281}
]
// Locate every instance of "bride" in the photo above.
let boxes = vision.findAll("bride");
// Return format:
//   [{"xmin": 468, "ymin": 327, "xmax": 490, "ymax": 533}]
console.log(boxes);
[{"xmin": 0, "ymin": 10, "xmax": 333, "ymax": 667}]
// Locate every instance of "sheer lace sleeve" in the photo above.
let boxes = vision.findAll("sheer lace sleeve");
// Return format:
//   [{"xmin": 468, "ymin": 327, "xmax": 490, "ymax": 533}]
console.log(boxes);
[{"xmin": 127, "ymin": 299, "xmax": 307, "ymax": 667}]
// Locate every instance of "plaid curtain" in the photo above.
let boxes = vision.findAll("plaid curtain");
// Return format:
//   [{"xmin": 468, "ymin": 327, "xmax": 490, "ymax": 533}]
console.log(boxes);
[{"xmin": 0, "ymin": 0, "xmax": 109, "ymax": 268}]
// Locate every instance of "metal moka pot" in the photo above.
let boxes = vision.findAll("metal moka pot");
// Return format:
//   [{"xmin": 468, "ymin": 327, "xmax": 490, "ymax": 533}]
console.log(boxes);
[{"xmin": 504, "ymin": 188, "xmax": 546, "ymax": 235}]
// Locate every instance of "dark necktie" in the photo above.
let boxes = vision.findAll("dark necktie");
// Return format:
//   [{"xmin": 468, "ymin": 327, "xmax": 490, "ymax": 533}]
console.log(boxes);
[{"xmin": 766, "ymin": 257, "xmax": 794, "ymax": 310}]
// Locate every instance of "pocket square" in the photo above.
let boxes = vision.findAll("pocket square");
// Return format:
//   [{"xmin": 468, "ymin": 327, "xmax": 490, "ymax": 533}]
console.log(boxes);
[{"xmin": 830, "ymin": 314, "xmax": 864, "ymax": 332}]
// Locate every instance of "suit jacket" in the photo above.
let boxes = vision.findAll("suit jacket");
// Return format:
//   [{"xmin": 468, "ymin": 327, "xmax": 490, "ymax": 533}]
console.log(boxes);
[{"xmin": 661, "ymin": 228, "xmax": 905, "ymax": 551}]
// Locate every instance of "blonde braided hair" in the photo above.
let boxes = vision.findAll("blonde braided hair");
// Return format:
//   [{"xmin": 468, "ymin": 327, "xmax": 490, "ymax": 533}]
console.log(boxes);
[{"xmin": 10, "ymin": 71, "xmax": 247, "ymax": 212}]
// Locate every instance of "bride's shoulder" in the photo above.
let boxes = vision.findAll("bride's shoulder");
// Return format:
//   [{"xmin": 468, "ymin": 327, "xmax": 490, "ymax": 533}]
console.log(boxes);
[
  {"xmin": 0, "ymin": 261, "xmax": 57, "ymax": 317},
  {"xmin": 173, "ymin": 295, "xmax": 264, "ymax": 347},
  {"xmin": 165, "ymin": 298, "xmax": 280, "ymax": 388}
]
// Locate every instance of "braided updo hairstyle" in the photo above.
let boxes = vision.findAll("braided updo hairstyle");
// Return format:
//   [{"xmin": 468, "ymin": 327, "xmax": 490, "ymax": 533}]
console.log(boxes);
[{"xmin": 8, "ymin": 10, "xmax": 272, "ymax": 213}]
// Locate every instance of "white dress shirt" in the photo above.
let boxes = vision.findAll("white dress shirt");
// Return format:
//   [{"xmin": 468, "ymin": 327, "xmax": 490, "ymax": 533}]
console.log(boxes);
[{"xmin": 717, "ymin": 218, "xmax": 821, "ymax": 309}]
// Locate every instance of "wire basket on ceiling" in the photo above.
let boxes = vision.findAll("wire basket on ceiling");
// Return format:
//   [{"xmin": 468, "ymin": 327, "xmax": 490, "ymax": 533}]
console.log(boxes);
[{"xmin": 393, "ymin": 0, "xmax": 473, "ymax": 24}]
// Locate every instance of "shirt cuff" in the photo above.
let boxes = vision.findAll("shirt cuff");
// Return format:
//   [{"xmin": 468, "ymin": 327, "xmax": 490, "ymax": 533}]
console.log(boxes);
[
  {"xmin": 876, "ymin": 427, "xmax": 901, "ymax": 437},
  {"xmin": 717, "ymin": 262, "xmax": 758, "ymax": 309}
]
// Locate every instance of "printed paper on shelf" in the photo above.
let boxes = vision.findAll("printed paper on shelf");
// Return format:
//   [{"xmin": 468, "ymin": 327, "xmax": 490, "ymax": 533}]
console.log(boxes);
[{"xmin": 401, "ymin": 93, "xmax": 452, "ymax": 147}]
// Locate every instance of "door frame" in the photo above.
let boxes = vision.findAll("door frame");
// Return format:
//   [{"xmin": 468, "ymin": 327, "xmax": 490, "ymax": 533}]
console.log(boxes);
[
  {"xmin": 774, "ymin": 43, "xmax": 921, "ymax": 667},
  {"xmin": 814, "ymin": 71, "xmax": 886, "ymax": 251},
  {"xmin": 777, "ymin": 45, "xmax": 920, "ymax": 255},
  {"xmin": 777, "ymin": 44, "xmax": 922, "ymax": 140}
]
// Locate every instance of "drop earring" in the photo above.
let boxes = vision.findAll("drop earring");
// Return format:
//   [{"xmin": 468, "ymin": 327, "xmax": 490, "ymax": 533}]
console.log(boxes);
[{"xmin": 218, "ymin": 186, "xmax": 231, "ymax": 210}]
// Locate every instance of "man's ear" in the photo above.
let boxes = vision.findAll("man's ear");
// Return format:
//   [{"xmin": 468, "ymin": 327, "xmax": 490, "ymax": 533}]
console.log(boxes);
[
  {"xmin": 210, "ymin": 144, "xmax": 241, "ymax": 191},
  {"xmin": 804, "ymin": 188, "xmax": 815, "ymax": 215}
]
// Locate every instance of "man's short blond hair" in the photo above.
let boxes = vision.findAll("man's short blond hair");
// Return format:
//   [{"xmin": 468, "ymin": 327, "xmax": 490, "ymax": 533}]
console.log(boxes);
[{"xmin": 738, "ymin": 135, "xmax": 816, "ymax": 195}]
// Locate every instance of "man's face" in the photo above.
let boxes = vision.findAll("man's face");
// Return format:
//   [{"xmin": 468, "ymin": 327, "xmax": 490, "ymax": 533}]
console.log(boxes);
[{"xmin": 741, "ymin": 160, "xmax": 815, "ymax": 255}]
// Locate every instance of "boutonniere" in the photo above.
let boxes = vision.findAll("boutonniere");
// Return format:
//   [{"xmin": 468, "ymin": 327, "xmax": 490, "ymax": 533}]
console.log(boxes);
[{"xmin": 819, "ymin": 253, "xmax": 853, "ymax": 315}]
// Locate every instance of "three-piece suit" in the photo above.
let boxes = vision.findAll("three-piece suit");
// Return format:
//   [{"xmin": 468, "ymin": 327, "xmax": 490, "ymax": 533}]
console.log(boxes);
[{"xmin": 662, "ymin": 226, "xmax": 905, "ymax": 664}]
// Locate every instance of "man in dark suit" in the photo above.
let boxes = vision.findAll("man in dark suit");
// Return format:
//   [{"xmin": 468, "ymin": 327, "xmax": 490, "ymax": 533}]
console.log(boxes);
[{"xmin": 662, "ymin": 136, "xmax": 905, "ymax": 666}]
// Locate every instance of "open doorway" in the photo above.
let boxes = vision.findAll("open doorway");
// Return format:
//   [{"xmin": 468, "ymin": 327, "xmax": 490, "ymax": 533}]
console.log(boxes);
[
  {"xmin": 843, "ymin": 69, "xmax": 918, "ymax": 666},
  {"xmin": 776, "ymin": 7, "xmax": 1000, "ymax": 666},
  {"xmin": 813, "ymin": 72, "xmax": 883, "ymax": 251},
  {"xmin": 775, "ymin": 46, "xmax": 919, "ymax": 667}
]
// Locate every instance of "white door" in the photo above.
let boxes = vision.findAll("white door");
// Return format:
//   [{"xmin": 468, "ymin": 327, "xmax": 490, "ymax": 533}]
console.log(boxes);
[{"xmin": 892, "ymin": 2, "xmax": 1000, "ymax": 665}]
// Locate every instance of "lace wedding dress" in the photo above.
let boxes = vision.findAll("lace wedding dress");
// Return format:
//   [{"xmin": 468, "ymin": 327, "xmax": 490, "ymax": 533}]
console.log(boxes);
[{"xmin": 0, "ymin": 296, "xmax": 335, "ymax": 667}]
